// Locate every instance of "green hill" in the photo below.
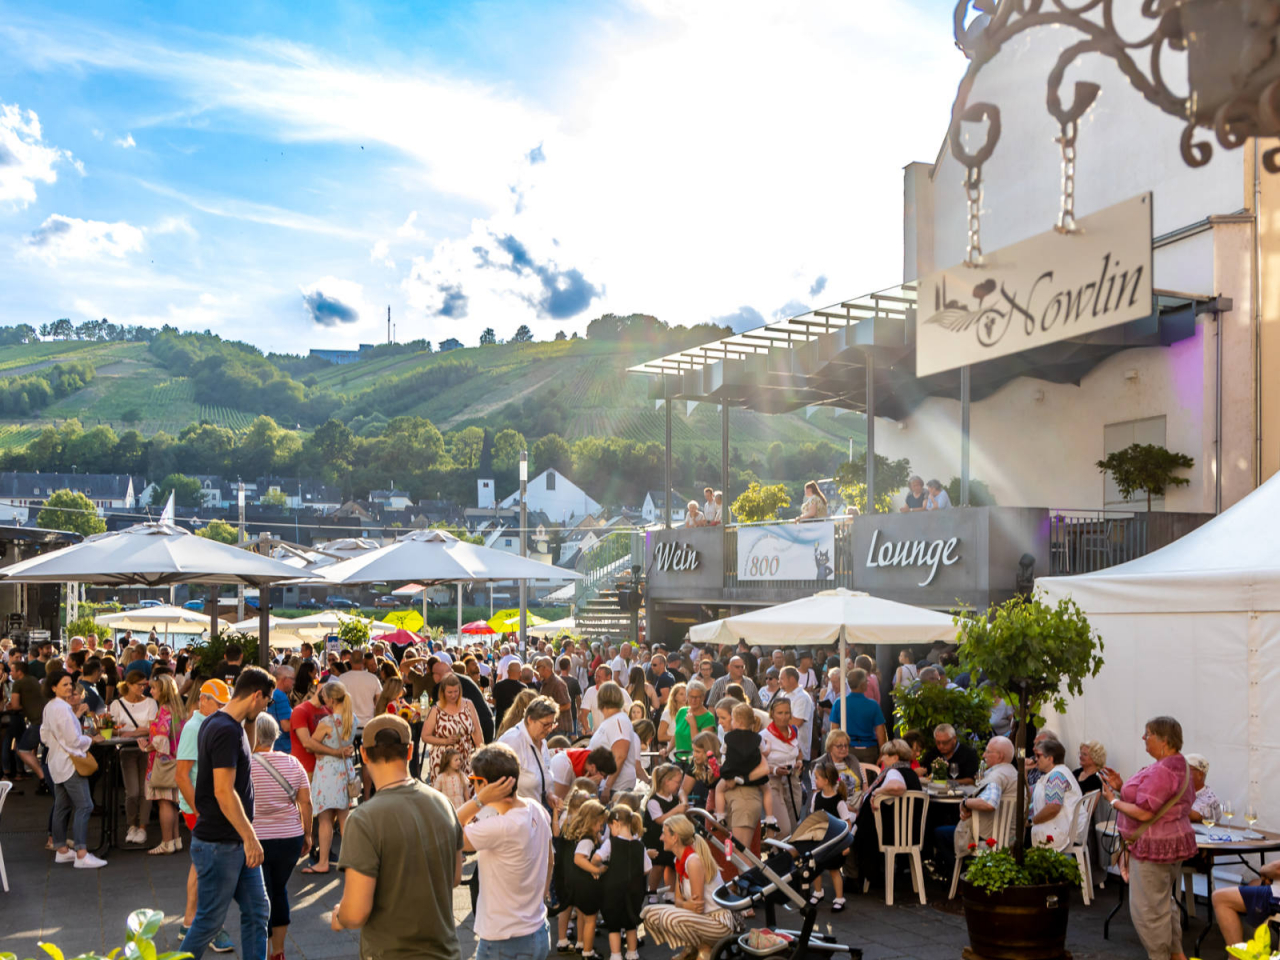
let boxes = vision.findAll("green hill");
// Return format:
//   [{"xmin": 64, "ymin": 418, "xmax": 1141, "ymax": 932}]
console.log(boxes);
[{"xmin": 0, "ymin": 335, "xmax": 866, "ymax": 457}]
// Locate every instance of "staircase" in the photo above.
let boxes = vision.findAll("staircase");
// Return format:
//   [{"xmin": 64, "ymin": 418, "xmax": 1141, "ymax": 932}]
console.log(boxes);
[{"xmin": 574, "ymin": 529, "xmax": 644, "ymax": 645}]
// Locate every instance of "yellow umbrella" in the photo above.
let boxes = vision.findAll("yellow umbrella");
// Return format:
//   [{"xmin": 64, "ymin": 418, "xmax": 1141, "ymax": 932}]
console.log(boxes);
[
  {"xmin": 383, "ymin": 609, "xmax": 425, "ymax": 632},
  {"xmin": 488, "ymin": 608, "xmax": 549, "ymax": 633}
]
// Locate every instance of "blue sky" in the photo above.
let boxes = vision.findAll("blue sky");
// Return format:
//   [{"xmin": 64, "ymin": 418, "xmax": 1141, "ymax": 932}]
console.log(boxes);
[{"xmin": 0, "ymin": 0, "xmax": 966, "ymax": 353}]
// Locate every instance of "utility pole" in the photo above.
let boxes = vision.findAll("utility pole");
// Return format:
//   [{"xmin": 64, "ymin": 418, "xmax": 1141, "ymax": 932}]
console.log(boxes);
[
  {"xmin": 519, "ymin": 449, "xmax": 528, "ymax": 655},
  {"xmin": 236, "ymin": 481, "xmax": 246, "ymax": 623},
  {"xmin": 387, "ymin": 305, "xmax": 391, "ymax": 344}
]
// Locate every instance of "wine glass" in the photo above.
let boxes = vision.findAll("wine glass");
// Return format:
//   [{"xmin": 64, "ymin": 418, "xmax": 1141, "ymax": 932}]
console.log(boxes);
[
  {"xmin": 949, "ymin": 761, "xmax": 960, "ymax": 780},
  {"xmin": 1202, "ymin": 801, "xmax": 1220, "ymax": 841},
  {"xmin": 1221, "ymin": 800, "xmax": 1234, "ymax": 831},
  {"xmin": 1246, "ymin": 803, "xmax": 1259, "ymax": 834}
]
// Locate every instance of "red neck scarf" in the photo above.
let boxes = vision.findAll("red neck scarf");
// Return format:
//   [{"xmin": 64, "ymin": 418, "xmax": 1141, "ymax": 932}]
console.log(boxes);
[
  {"xmin": 767, "ymin": 721, "xmax": 796, "ymax": 744},
  {"xmin": 675, "ymin": 846, "xmax": 695, "ymax": 881}
]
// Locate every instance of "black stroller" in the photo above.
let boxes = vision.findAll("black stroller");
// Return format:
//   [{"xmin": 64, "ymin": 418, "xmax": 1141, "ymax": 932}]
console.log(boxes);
[{"xmin": 687, "ymin": 808, "xmax": 861, "ymax": 960}]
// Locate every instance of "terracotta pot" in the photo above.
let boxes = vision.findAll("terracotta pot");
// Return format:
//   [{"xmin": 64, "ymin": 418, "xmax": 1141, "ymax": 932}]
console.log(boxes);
[{"xmin": 960, "ymin": 879, "xmax": 1072, "ymax": 960}]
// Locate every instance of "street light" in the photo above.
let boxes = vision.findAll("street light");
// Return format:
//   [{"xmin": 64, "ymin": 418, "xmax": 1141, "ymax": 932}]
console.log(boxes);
[{"xmin": 519, "ymin": 450, "xmax": 528, "ymax": 654}]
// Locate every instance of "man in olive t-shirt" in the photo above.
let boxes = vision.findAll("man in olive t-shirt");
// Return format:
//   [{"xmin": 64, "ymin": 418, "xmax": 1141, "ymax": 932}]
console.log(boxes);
[{"xmin": 333, "ymin": 714, "xmax": 463, "ymax": 960}]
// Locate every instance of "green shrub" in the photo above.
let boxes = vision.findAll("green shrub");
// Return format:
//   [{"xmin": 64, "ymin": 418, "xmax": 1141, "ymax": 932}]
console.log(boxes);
[
  {"xmin": 0, "ymin": 907, "xmax": 191, "ymax": 960},
  {"xmin": 187, "ymin": 631, "xmax": 258, "ymax": 670},
  {"xmin": 963, "ymin": 846, "xmax": 1081, "ymax": 895},
  {"xmin": 892, "ymin": 680, "xmax": 992, "ymax": 752}
]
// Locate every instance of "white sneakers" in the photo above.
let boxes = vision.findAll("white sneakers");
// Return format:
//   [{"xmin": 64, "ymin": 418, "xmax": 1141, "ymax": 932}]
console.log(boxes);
[
  {"xmin": 126, "ymin": 827, "xmax": 146, "ymax": 845},
  {"xmin": 55, "ymin": 849, "xmax": 107, "ymax": 868}
]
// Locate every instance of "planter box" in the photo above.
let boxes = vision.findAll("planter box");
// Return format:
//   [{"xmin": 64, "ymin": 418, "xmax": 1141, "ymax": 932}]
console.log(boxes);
[{"xmin": 960, "ymin": 879, "xmax": 1073, "ymax": 960}]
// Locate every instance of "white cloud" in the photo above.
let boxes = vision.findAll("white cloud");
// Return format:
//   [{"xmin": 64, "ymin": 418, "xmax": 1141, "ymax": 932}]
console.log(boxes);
[
  {"xmin": 23, "ymin": 214, "xmax": 145, "ymax": 264},
  {"xmin": 396, "ymin": 211, "xmax": 426, "ymax": 240},
  {"xmin": 0, "ymin": 102, "xmax": 80, "ymax": 209},
  {"xmin": 152, "ymin": 215, "xmax": 197, "ymax": 237},
  {"xmin": 137, "ymin": 179, "xmax": 370, "ymax": 239},
  {"xmin": 115, "ymin": 132, "xmax": 136, "ymax": 148},
  {"xmin": 369, "ymin": 238, "xmax": 394, "ymax": 268}
]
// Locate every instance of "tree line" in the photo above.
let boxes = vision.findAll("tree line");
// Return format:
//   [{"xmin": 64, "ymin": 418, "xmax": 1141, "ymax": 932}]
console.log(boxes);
[{"xmin": 0, "ymin": 360, "xmax": 96, "ymax": 416}]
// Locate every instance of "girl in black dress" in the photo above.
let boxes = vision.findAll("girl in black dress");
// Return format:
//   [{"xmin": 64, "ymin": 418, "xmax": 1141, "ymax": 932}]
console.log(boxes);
[
  {"xmin": 554, "ymin": 788, "xmax": 593, "ymax": 952},
  {"xmin": 808, "ymin": 759, "xmax": 853, "ymax": 911},
  {"xmin": 643, "ymin": 763, "xmax": 686, "ymax": 902},
  {"xmin": 680, "ymin": 731, "xmax": 722, "ymax": 811},
  {"xmin": 600, "ymin": 805, "xmax": 649, "ymax": 960},
  {"xmin": 565, "ymin": 799, "xmax": 609, "ymax": 960}
]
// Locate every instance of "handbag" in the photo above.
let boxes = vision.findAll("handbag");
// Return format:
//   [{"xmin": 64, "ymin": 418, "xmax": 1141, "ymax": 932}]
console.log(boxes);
[
  {"xmin": 147, "ymin": 713, "xmax": 179, "ymax": 790},
  {"xmin": 345, "ymin": 759, "xmax": 363, "ymax": 800},
  {"xmin": 71, "ymin": 751, "xmax": 99, "ymax": 777},
  {"xmin": 1109, "ymin": 763, "xmax": 1192, "ymax": 876}
]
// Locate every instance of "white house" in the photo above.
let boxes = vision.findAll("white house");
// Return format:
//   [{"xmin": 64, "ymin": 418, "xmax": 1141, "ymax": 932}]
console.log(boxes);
[
  {"xmin": 368, "ymin": 488, "xmax": 413, "ymax": 511},
  {"xmin": 641, "ymin": 491, "xmax": 687, "ymax": 525},
  {"xmin": 0, "ymin": 472, "xmax": 138, "ymax": 514},
  {"xmin": 498, "ymin": 469, "xmax": 601, "ymax": 525}
]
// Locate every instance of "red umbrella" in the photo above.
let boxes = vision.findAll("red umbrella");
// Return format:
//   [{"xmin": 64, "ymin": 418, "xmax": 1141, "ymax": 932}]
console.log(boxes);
[
  {"xmin": 381, "ymin": 628, "xmax": 422, "ymax": 646},
  {"xmin": 461, "ymin": 620, "xmax": 496, "ymax": 635}
]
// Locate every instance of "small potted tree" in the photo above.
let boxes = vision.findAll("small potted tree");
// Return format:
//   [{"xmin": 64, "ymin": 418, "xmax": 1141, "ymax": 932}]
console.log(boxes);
[
  {"xmin": 1096, "ymin": 442, "xmax": 1194, "ymax": 511},
  {"xmin": 955, "ymin": 594, "xmax": 1104, "ymax": 960}
]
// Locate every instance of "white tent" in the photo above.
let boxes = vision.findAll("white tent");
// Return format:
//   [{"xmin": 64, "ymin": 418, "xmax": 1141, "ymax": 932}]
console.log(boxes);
[
  {"xmin": 95, "ymin": 604, "xmax": 211, "ymax": 639},
  {"xmin": 1037, "ymin": 472, "xmax": 1280, "ymax": 826},
  {"xmin": 688, "ymin": 588, "xmax": 960, "ymax": 733}
]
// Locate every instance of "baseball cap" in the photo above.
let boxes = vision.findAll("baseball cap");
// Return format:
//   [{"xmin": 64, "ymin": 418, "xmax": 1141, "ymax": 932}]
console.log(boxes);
[
  {"xmin": 200, "ymin": 679, "xmax": 231, "ymax": 704},
  {"xmin": 362, "ymin": 713, "xmax": 412, "ymax": 746}
]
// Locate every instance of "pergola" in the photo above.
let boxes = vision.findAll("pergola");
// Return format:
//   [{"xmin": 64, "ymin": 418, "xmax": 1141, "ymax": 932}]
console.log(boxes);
[{"xmin": 629, "ymin": 283, "xmax": 1221, "ymax": 519}]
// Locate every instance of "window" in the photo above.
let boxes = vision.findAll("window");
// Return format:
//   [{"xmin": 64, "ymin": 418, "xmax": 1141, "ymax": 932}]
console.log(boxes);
[
  {"xmin": 1102, "ymin": 415, "xmax": 1167, "ymax": 508},
  {"xmin": 504, "ymin": 538, "xmax": 513, "ymax": 547},
  {"xmin": 546, "ymin": 471, "xmax": 556, "ymax": 491}
]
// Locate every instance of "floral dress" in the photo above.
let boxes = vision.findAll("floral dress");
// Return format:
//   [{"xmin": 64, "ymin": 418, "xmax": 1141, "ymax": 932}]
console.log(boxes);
[
  {"xmin": 145, "ymin": 705, "xmax": 183, "ymax": 802},
  {"xmin": 426, "ymin": 705, "xmax": 477, "ymax": 783},
  {"xmin": 311, "ymin": 716, "xmax": 356, "ymax": 813}
]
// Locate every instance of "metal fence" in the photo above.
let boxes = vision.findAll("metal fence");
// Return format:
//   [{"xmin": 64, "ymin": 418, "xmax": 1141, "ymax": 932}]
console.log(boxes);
[
  {"xmin": 1048, "ymin": 510, "xmax": 1148, "ymax": 575},
  {"xmin": 574, "ymin": 529, "xmax": 644, "ymax": 607}
]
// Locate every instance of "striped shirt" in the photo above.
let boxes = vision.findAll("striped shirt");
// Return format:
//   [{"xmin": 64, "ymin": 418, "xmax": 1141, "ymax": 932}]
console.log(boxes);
[{"xmin": 247, "ymin": 750, "xmax": 308, "ymax": 840}]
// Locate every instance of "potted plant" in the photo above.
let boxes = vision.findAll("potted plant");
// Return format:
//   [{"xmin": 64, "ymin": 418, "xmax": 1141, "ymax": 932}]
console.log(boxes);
[
  {"xmin": 1095, "ymin": 442, "xmax": 1194, "ymax": 511},
  {"xmin": 930, "ymin": 757, "xmax": 950, "ymax": 784},
  {"xmin": 955, "ymin": 593, "xmax": 1104, "ymax": 960}
]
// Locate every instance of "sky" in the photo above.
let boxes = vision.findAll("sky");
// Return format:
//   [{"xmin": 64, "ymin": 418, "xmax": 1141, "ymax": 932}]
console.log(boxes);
[{"xmin": 0, "ymin": 0, "xmax": 967, "ymax": 354}]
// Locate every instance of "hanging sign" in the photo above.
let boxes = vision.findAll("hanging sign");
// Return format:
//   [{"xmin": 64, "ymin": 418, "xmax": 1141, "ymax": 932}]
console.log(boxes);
[
  {"xmin": 738, "ymin": 522, "xmax": 836, "ymax": 582},
  {"xmin": 916, "ymin": 192, "xmax": 1153, "ymax": 377}
]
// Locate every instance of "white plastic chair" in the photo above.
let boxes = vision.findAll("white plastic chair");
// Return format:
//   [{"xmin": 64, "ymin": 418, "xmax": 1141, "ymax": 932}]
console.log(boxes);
[
  {"xmin": 1065, "ymin": 789, "xmax": 1101, "ymax": 905},
  {"xmin": 0, "ymin": 780, "xmax": 11, "ymax": 892},
  {"xmin": 867, "ymin": 789, "xmax": 930, "ymax": 905},
  {"xmin": 948, "ymin": 797, "xmax": 1018, "ymax": 899}
]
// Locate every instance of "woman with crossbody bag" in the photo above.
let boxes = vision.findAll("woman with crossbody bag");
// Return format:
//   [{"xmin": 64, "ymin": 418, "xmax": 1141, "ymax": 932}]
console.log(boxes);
[
  {"xmin": 141, "ymin": 673, "xmax": 187, "ymax": 855},
  {"xmin": 250, "ymin": 712, "xmax": 313, "ymax": 960},
  {"xmin": 41, "ymin": 668, "xmax": 108, "ymax": 868},
  {"xmin": 1101, "ymin": 715, "xmax": 1197, "ymax": 960},
  {"xmin": 110, "ymin": 671, "xmax": 158, "ymax": 846}
]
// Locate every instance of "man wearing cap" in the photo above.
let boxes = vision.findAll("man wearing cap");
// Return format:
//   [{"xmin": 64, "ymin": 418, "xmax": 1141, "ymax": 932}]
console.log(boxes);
[
  {"xmin": 176, "ymin": 679, "xmax": 235, "ymax": 953},
  {"xmin": 332, "ymin": 714, "xmax": 463, "ymax": 960}
]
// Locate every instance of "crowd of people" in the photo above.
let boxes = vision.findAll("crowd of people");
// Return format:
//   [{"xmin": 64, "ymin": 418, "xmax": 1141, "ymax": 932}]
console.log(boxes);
[{"xmin": 0, "ymin": 627, "xmax": 1243, "ymax": 960}]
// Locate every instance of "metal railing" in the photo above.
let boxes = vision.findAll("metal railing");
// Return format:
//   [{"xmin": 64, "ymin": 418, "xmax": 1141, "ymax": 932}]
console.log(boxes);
[
  {"xmin": 574, "ymin": 529, "xmax": 643, "ymax": 610},
  {"xmin": 1048, "ymin": 509, "xmax": 1148, "ymax": 575}
]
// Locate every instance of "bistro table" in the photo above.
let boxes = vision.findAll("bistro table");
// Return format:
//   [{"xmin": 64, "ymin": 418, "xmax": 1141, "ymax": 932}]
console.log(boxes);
[
  {"xmin": 89, "ymin": 736, "xmax": 140, "ymax": 856},
  {"xmin": 1096, "ymin": 819, "xmax": 1280, "ymax": 951},
  {"xmin": 923, "ymin": 783, "xmax": 979, "ymax": 804}
]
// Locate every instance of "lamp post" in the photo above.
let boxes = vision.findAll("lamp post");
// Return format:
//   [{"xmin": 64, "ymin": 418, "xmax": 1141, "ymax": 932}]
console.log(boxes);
[{"xmin": 519, "ymin": 449, "xmax": 528, "ymax": 655}]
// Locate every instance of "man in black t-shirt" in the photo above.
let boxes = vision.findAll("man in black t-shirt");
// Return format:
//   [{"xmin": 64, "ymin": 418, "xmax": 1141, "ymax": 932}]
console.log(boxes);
[
  {"xmin": 491, "ymin": 660, "xmax": 525, "ymax": 732},
  {"xmin": 647, "ymin": 652, "xmax": 677, "ymax": 703},
  {"xmin": 181, "ymin": 667, "xmax": 274, "ymax": 960},
  {"xmin": 211, "ymin": 642, "xmax": 245, "ymax": 686}
]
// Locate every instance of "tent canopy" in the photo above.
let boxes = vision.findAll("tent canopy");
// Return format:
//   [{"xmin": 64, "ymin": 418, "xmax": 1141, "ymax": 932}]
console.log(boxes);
[
  {"xmin": 0, "ymin": 522, "xmax": 306, "ymax": 587},
  {"xmin": 690, "ymin": 588, "xmax": 959, "ymax": 647}
]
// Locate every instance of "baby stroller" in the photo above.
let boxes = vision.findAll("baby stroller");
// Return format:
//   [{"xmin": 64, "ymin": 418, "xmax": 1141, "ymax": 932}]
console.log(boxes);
[{"xmin": 687, "ymin": 808, "xmax": 861, "ymax": 960}]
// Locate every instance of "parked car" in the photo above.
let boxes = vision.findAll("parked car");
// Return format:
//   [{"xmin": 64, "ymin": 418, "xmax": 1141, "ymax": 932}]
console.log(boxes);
[
  {"xmin": 296, "ymin": 598, "xmax": 324, "ymax": 610},
  {"xmin": 373, "ymin": 595, "xmax": 398, "ymax": 609},
  {"xmin": 182, "ymin": 599, "xmax": 205, "ymax": 611},
  {"xmin": 137, "ymin": 599, "xmax": 163, "ymax": 608},
  {"xmin": 326, "ymin": 596, "xmax": 360, "ymax": 610}
]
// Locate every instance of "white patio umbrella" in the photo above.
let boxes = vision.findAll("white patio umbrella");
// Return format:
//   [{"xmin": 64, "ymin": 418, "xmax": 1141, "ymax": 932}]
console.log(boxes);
[
  {"xmin": 690, "ymin": 588, "xmax": 959, "ymax": 734},
  {"xmin": 284, "ymin": 611, "xmax": 400, "ymax": 636},
  {"xmin": 95, "ymin": 605, "xmax": 211, "ymax": 642},
  {"xmin": 317, "ymin": 528, "xmax": 581, "ymax": 637},
  {"xmin": 0, "ymin": 521, "xmax": 309, "ymax": 662},
  {"xmin": 527, "ymin": 616, "xmax": 576, "ymax": 638}
]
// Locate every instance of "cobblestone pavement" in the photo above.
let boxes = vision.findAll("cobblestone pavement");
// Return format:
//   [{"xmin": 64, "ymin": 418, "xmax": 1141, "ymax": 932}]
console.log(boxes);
[{"xmin": 0, "ymin": 781, "xmax": 1220, "ymax": 959}]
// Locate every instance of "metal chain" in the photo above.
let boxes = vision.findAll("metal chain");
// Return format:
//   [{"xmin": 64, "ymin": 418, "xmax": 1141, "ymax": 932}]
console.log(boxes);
[
  {"xmin": 964, "ymin": 166, "xmax": 983, "ymax": 267},
  {"xmin": 1055, "ymin": 119, "xmax": 1078, "ymax": 233}
]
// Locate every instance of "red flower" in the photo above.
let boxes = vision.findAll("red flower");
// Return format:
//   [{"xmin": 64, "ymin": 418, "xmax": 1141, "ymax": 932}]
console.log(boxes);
[
  {"xmin": 985, "ymin": 837, "xmax": 997, "ymax": 848},
  {"xmin": 1046, "ymin": 835, "xmax": 1054, "ymax": 843},
  {"xmin": 967, "ymin": 842, "xmax": 977, "ymax": 850}
]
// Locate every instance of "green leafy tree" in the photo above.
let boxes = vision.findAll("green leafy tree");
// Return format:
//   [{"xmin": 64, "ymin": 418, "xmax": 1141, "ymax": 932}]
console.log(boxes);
[
  {"xmin": 492, "ymin": 428, "xmax": 527, "ymax": 472},
  {"xmin": 260, "ymin": 488, "xmax": 289, "ymax": 508},
  {"xmin": 479, "ymin": 327, "xmax": 497, "ymax": 345},
  {"xmin": 121, "ymin": 406, "xmax": 143, "ymax": 424},
  {"xmin": 834, "ymin": 452, "xmax": 911, "ymax": 510},
  {"xmin": 149, "ymin": 473, "xmax": 203, "ymax": 508},
  {"xmin": 731, "ymin": 481, "xmax": 791, "ymax": 522},
  {"xmin": 1096, "ymin": 443, "xmax": 1194, "ymax": 510},
  {"xmin": 532, "ymin": 433, "xmax": 572, "ymax": 475},
  {"xmin": 837, "ymin": 481, "xmax": 896, "ymax": 515},
  {"xmin": 554, "ymin": 330, "xmax": 567, "ymax": 341},
  {"xmin": 196, "ymin": 518, "xmax": 240, "ymax": 544},
  {"xmin": 892, "ymin": 682, "xmax": 992, "ymax": 753},
  {"xmin": 511, "ymin": 324, "xmax": 534, "ymax": 343},
  {"xmin": 451, "ymin": 426, "xmax": 485, "ymax": 469},
  {"xmin": 236, "ymin": 415, "xmax": 302, "ymax": 477},
  {"xmin": 37, "ymin": 489, "xmax": 106, "ymax": 536},
  {"xmin": 958, "ymin": 594, "xmax": 1104, "ymax": 863},
  {"xmin": 945, "ymin": 476, "xmax": 997, "ymax": 507},
  {"xmin": 338, "ymin": 616, "xmax": 371, "ymax": 648}
]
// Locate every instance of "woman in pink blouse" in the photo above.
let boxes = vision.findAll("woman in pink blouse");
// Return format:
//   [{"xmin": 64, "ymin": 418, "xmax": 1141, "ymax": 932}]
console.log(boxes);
[{"xmin": 1101, "ymin": 716, "xmax": 1196, "ymax": 960}]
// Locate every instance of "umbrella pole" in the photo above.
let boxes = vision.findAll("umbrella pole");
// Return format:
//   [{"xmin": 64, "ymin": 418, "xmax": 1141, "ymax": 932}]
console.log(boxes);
[
  {"xmin": 259, "ymin": 597, "xmax": 271, "ymax": 668},
  {"xmin": 422, "ymin": 587, "xmax": 428, "ymax": 634},
  {"xmin": 457, "ymin": 583, "xmax": 462, "ymax": 640},
  {"xmin": 840, "ymin": 625, "xmax": 848, "ymax": 738}
]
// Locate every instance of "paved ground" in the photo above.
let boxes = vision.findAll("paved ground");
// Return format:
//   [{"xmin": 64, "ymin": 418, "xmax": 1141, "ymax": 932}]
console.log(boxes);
[{"xmin": 0, "ymin": 780, "xmax": 1228, "ymax": 960}]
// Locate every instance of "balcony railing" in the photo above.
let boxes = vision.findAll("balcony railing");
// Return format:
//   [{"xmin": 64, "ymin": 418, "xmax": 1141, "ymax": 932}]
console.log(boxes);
[
  {"xmin": 574, "ymin": 529, "xmax": 644, "ymax": 609},
  {"xmin": 1048, "ymin": 510, "xmax": 1148, "ymax": 575}
]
